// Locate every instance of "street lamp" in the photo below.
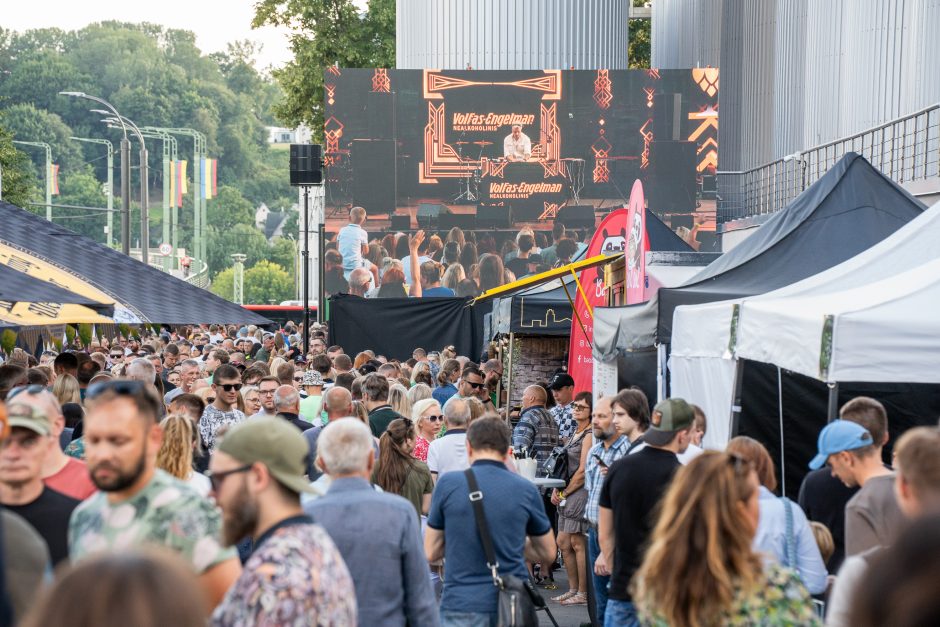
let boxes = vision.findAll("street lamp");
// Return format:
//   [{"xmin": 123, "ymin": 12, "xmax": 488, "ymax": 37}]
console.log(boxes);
[
  {"xmin": 93, "ymin": 110, "xmax": 149, "ymax": 266},
  {"xmin": 11, "ymin": 141, "xmax": 52, "ymax": 220},
  {"xmin": 58, "ymin": 92, "xmax": 132, "ymax": 256},
  {"xmin": 69, "ymin": 137, "xmax": 115, "ymax": 247}
]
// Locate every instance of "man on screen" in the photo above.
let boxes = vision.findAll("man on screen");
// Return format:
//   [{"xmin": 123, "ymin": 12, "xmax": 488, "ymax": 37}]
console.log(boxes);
[{"xmin": 503, "ymin": 124, "xmax": 532, "ymax": 161}]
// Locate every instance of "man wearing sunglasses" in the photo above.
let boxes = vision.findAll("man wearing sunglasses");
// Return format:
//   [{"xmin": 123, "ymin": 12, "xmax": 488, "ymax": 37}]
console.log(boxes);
[
  {"xmin": 455, "ymin": 365, "xmax": 493, "ymax": 410},
  {"xmin": 69, "ymin": 379, "xmax": 241, "ymax": 610},
  {"xmin": 200, "ymin": 365, "xmax": 247, "ymax": 454}
]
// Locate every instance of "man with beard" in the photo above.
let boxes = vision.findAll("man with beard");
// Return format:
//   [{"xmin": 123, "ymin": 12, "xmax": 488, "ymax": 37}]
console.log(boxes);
[
  {"xmin": 209, "ymin": 417, "xmax": 357, "ymax": 625},
  {"xmin": 583, "ymin": 395, "xmax": 629, "ymax": 626},
  {"xmin": 68, "ymin": 379, "xmax": 241, "ymax": 610}
]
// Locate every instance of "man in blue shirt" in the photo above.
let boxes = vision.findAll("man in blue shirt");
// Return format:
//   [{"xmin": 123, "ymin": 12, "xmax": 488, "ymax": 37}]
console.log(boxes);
[
  {"xmin": 336, "ymin": 206, "xmax": 371, "ymax": 281},
  {"xmin": 425, "ymin": 416, "xmax": 556, "ymax": 626},
  {"xmin": 306, "ymin": 418, "xmax": 438, "ymax": 627},
  {"xmin": 417, "ymin": 261, "xmax": 455, "ymax": 298}
]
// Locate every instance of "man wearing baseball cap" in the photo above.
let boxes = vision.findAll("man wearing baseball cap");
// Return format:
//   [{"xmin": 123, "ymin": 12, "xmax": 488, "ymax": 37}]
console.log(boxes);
[
  {"xmin": 808, "ymin": 418, "xmax": 902, "ymax": 556},
  {"xmin": 597, "ymin": 397, "xmax": 693, "ymax": 626},
  {"xmin": 548, "ymin": 372, "xmax": 577, "ymax": 440},
  {"xmin": 210, "ymin": 417, "xmax": 356, "ymax": 625}
]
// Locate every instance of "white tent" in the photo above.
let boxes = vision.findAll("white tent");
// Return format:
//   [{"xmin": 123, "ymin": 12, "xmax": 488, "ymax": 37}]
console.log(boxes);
[{"xmin": 671, "ymin": 200, "xmax": 940, "ymax": 448}]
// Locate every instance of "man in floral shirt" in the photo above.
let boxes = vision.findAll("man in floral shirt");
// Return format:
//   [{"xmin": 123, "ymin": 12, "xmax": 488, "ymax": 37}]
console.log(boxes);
[
  {"xmin": 69, "ymin": 380, "xmax": 241, "ymax": 608},
  {"xmin": 210, "ymin": 417, "xmax": 356, "ymax": 626}
]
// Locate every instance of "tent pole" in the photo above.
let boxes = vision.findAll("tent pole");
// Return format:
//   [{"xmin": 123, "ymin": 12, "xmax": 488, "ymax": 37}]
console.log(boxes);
[
  {"xmin": 729, "ymin": 359, "xmax": 744, "ymax": 439},
  {"xmin": 778, "ymin": 367, "xmax": 786, "ymax": 497},
  {"xmin": 656, "ymin": 343, "xmax": 666, "ymax": 402},
  {"xmin": 506, "ymin": 332, "xmax": 515, "ymax": 421},
  {"xmin": 826, "ymin": 382, "xmax": 839, "ymax": 423}
]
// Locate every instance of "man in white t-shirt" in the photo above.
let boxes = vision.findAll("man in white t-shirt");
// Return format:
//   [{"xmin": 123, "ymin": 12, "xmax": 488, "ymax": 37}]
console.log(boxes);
[
  {"xmin": 337, "ymin": 206, "xmax": 371, "ymax": 281},
  {"xmin": 503, "ymin": 124, "xmax": 532, "ymax": 161},
  {"xmin": 427, "ymin": 397, "xmax": 470, "ymax": 482}
]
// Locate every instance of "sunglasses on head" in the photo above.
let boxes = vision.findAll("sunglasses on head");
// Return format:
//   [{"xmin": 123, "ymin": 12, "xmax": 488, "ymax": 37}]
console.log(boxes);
[
  {"xmin": 217, "ymin": 383, "xmax": 243, "ymax": 392},
  {"xmin": 86, "ymin": 379, "xmax": 147, "ymax": 400}
]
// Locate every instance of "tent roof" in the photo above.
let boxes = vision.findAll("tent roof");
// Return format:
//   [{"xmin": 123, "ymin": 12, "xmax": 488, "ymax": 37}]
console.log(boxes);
[
  {"xmin": 0, "ymin": 200, "xmax": 271, "ymax": 325},
  {"xmin": 0, "ymin": 264, "xmax": 113, "ymax": 312},
  {"xmin": 727, "ymin": 200, "xmax": 940, "ymax": 383},
  {"xmin": 656, "ymin": 153, "xmax": 926, "ymax": 343}
]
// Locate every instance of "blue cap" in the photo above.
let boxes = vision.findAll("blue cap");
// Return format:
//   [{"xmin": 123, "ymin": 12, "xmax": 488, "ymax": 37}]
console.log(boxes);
[{"xmin": 808, "ymin": 420, "xmax": 875, "ymax": 470}]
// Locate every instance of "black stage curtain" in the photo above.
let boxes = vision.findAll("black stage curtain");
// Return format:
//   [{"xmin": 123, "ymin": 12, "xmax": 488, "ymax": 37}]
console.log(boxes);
[{"xmin": 329, "ymin": 294, "xmax": 489, "ymax": 361}]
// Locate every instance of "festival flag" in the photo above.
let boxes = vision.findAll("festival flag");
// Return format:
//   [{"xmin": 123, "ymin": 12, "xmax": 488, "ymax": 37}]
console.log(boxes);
[
  {"xmin": 179, "ymin": 160, "xmax": 188, "ymax": 195},
  {"xmin": 210, "ymin": 158, "xmax": 218, "ymax": 198},
  {"xmin": 200, "ymin": 158, "xmax": 207, "ymax": 200},
  {"xmin": 169, "ymin": 161, "xmax": 177, "ymax": 208},
  {"xmin": 201, "ymin": 158, "xmax": 218, "ymax": 200},
  {"xmin": 50, "ymin": 163, "xmax": 60, "ymax": 195}
]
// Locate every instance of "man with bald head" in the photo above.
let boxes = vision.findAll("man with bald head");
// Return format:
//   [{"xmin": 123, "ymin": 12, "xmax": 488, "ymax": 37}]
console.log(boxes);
[
  {"xmin": 274, "ymin": 384, "xmax": 314, "ymax": 433},
  {"xmin": 6, "ymin": 387, "xmax": 96, "ymax": 500},
  {"xmin": 302, "ymin": 386, "xmax": 354, "ymax": 480},
  {"xmin": 512, "ymin": 385, "xmax": 558, "ymax": 467}
]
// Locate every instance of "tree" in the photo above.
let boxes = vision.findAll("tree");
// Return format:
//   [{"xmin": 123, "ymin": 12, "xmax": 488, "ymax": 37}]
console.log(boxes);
[
  {"xmin": 0, "ymin": 119, "xmax": 38, "ymax": 208},
  {"xmin": 210, "ymin": 266, "xmax": 236, "ymax": 301},
  {"xmin": 252, "ymin": 0, "xmax": 396, "ymax": 135},
  {"xmin": 1, "ymin": 104, "xmax": 83, "ymax": 171},
  {"xmin": 207, "ymin": 185, "xmax": 254, "ymax": 231},
  {"xmin": 629, "ymin": 1, "xmax": 652, "ymax": 69},
  {"xmin": 54, "ymin": 167, "xmax": 109, "ymax": 241},
  {"xmin": 245, "ymin": 260, "xmax": 294, "ymax": 304},
  {"xmin": 269, "ymin": 237, "xmax": 297, "ymax": 279},
  {"xmin": 205, "ymin": 222, "xmax": 270, "ymax": 278}
]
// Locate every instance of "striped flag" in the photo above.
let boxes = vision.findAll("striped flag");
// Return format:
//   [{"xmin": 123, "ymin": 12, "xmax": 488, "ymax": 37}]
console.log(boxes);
[
  {"xmin": 50, "ymin": 164, "xmax": 60, "ymax": 195},
  {"xmin": 201, "ymin": 158, "xmax": 218, "ymax": 200},
  {"xmin": 169, "ymin": 161, "xmax": 177, "ymax": 208},
  {"xmin": 176, "ymin": 160, "xmax": 187, "ymax": 207}
]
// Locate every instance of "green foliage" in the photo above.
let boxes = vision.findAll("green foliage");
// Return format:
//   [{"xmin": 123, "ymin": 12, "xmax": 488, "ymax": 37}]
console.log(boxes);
[
  {"xmin": 244, "ymin": 260, "xmax": 294, "ymax": 304},
  {"xmin": 252, "ymin": 0, "xmax": 396, "ymax": 136},
  {"xmin": 205, "ymin": 223, "xmax": 270, "ymax": 278},
  {"xmin": 629, "ymin": 1, "xmax": 652, "ymax": 69},
  {"xmin": 0, "ymin": 330, "xmax": 16, "ymax": 354},
  {"xmin": 1, "ymin": 104, "xmax": 83, "ymax": 171},
  {"xmin": 0, "ymin": 118, "xmax": 38, "ymax": 207},
  {"xmin": 77, "ymin": 323, "xmax": 93, "ymax": 346},
  {"xmin": 211, "ymin": 259, "xmax": 294, "ymax": 304},
  {"xmin": 269, "ymin": 237, "xmax": 297, "ymax": 279},
  {"xmin": 207, "ymin": 185, "xmax": 254, "ymax": 231}
]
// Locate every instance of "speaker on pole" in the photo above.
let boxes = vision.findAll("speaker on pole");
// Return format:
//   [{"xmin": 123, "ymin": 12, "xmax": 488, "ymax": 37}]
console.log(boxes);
[{"xmin": 289, "ymin": 144, "xmax": 323, "ymax": 186}]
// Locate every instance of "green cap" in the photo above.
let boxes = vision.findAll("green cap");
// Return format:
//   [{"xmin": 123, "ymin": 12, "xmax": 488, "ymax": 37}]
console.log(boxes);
[
  {"xmin": 644, "ymin": 398, "xmax": 695, "ymax": 446},
  {"xmin": 217, "ymin": 417, "xmax": 314, "ymax": 494},
  {"xmin": 6, "ymin": 403, "xmax": 51, "ymax": 436}
]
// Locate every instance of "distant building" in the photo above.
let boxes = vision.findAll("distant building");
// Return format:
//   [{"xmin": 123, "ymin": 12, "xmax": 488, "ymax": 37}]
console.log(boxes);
[{"xmin": 266, "ymin": 125, "xmax": 314, "ymax": 145}]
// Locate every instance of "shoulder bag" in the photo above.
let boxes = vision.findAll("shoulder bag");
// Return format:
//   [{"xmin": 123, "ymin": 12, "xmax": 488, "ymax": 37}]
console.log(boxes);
[
  {"xmin": 544, "ymin": 428, "xmax": 589, "ymax": 482},
  {"xmin": 464, "ymin": 468, "xmax": 544, "ymax": 627}
]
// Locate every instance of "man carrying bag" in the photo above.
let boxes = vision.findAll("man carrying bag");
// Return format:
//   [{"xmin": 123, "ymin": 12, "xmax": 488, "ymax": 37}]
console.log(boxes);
[{"xmin": 426, "ymin": 416, "xmax": 557, "ymax": 626}]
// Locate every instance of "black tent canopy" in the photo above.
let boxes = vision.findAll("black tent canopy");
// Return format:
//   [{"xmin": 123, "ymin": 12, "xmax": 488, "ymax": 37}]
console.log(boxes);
[
  {"xmin": 0, "ymin": 264, "xmax": 114, "ymax": 315},
  {"xmin": 0, "ymin": 200, "xmax": 270, "ymax": 325},
  {"xmin": 655, "ymin": 153, "xmax": 926, "ymax": 343}
]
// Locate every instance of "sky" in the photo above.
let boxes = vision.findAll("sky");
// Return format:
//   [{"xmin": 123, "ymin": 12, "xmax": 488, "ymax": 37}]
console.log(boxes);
[{"xmin": 3, "ymin": 1, "xmax": 299, "ymax": 70}]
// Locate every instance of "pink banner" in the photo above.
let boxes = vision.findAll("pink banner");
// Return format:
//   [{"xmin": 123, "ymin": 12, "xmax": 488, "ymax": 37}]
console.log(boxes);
[
  {"xmin": 567, "ymin": 207, "xmax": 628, "ymax": 394},
  {"xmin": 625, "ymin": 180, "xmax": 649, "ymax": 304}
]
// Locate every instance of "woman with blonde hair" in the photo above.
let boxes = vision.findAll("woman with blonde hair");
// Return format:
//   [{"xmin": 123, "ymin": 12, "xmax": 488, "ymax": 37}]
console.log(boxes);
[
  {"xmin": 240, "ymin": 385, "xmax": 261, "ymax": 417},
  {"xmin": 634, "ymin": 451, "xmax": 819, "ymax": 627},
  {"xmin": 407, "ymin": 382, "xmax": 432, "ymax": 406},
  {"xmin": 410, "ymin": 398, "xmax": 443, "ymax": 462},
  {"xmin": 442, "ymin": 263, "xmax": 466, "ymax": 292},
  {"xmin": 156, "ymin": 414, "xmax": 211, "ymax": 496},
  {"xmin": 52, "ymin": 373, "xmax": 81, "ymax": 406},
  {"xmin": 388, "ymin": 383, "xmax": 412, "ymax": 419}
]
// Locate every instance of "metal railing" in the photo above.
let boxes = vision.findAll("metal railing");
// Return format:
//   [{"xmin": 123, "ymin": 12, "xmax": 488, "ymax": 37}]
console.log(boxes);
[
  {"xmin": 717, "ymin": 104, "xmax": 940, "ymax": 223},
  {"xmin": 184, "ymin": 258, "xmax": 210, "ymax": 289}
]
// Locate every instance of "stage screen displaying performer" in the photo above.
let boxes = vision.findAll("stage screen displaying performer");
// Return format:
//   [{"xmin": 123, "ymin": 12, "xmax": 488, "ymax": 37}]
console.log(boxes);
[{"xmin": 324, "ymin": 68, "xmax": 718, "ymax": 229}]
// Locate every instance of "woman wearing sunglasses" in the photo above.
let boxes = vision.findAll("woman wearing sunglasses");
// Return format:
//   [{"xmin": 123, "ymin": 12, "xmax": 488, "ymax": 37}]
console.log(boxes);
[{"xmin": 410, "ymin": 398, "xmax": 443, "ymax": 462}]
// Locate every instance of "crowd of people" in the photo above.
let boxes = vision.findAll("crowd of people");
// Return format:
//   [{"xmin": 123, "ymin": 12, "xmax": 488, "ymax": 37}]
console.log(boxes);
[
  {"xmin": 0, "ymin": 322, "xmax": 936, "ymax": 627},
  {"xmin": 327, "ymin": 205, "xmax": 590, "ymax": 298}
]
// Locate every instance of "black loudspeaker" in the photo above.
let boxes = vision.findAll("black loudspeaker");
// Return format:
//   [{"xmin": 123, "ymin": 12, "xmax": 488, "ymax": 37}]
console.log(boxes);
[
  {"xmin": 367, "ymin": 91, "xmax": 396, "ymax": 140},
  {"xmin": 653, "ymin": 93, "xmax": 683, "ymax": 141},
  {"xmin": 289, "ymin": 144, "xmax": 323, "ymax": 186},
  {"xmin": 351, "ymin": 140, "xmax": 396, "ymax": 215},
  {"xmin": 417, "ymin": 203, "xmax": 448, "ymax": 228},
  {"xmin": 476, "ymin": 204, "xmax": 512, "ymax": 229},
  {"xmin": 648, "ymin": 141, "xmax": 697, "ymax": 213},
  {"xmin": 557, "ymin": 205, "xmax": 596, "ymax": 230},
  {"xmin": 390, "ymin": 214, "xmax": 410, "ymax": 230},
  {"xmin": 439, "ymin": 213, "xmax": 476, "ymax": 230}
]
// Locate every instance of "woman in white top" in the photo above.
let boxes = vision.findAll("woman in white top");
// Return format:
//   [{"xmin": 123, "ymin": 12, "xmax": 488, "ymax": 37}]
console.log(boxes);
[
  {"xmin": 727, "ymin": 436, "xmax": 829, "ymax": 595},
  {"xmin": 156, "ymin": 414, "xmax": 211, "ymax": 497}
]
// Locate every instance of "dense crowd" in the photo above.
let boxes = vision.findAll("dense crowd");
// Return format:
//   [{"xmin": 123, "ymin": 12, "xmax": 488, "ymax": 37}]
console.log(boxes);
[
  {"xmin": 326, "ymin": 206, "xmax": 590, "ymax": 298},
  {"xmin": 0, "ymin": 322, "xmax": 936, "ymax": 627}
]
